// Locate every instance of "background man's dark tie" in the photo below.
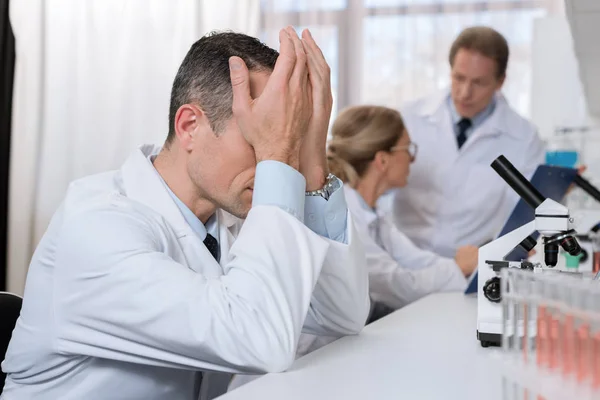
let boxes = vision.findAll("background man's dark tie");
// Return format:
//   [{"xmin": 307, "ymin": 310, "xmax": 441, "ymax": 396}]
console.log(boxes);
[{"xmin": 456, "ymin": 118, "xmax": 472, "ymax": 149}]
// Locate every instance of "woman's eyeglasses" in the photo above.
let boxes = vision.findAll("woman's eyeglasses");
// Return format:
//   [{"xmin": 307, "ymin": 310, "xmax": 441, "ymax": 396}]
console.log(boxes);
[{"xmin": 390, "ymin": 142, "xmax": 418, "ymax": 160}]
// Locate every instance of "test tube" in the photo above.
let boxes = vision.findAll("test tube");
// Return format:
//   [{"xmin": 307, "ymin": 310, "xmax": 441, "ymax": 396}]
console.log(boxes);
[
  {"xmin": 514, "ymin": 271, "xmax": 525, "ymax": 358},
  {"xmin": 590, "ymin": 285, "xmax": 600, "ymax": 392},
  {"xmin": 546, "ymin": 278, "xmax": 564, "ymax": 373},
  {"xmin": 518, "ymin": 272, "xmax": 533, "ymax": 400},
  {"xmin": 535, "ymin": 274, "xmax": 548, "ymax": 400},
  {"xmin": 512, "ymin": 271, "xmax": 531, "ymax": 364},
  {"xmin": 502, "ymin": 268, "xmax": 517, "ymax": 355},
  {"xmin": 573, "ymin": 282, "xmax": 592, "ymax": 386},
  {"xmin": 560, "ymin": 281, "xmax": 576, "ymax": 379},
  {"xmin": 536, "ymin": 279, "xmax": 549, "ymax": 369},
  {"xmin": 501, "ymin": 269, "xmax": 528, "ymax": 400},
  {"xmin": 538, "ymin": 278, "xmax": 554, "ymax": 371},
  {"xmin": 592, "ymin": 233, "xmax": 600, "ymax": 274}
]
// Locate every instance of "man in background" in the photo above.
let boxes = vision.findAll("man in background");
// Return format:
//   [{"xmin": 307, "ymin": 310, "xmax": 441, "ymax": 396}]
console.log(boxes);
[{"xmin": 384, "ymin": 26, "xmax": 545, "ymax": 258}]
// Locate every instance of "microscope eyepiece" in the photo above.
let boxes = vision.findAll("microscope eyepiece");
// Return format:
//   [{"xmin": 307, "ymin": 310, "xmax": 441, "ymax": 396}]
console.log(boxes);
[{"xmin": 491, "ymin": 155, "xmax": 545, "ymax": 209}]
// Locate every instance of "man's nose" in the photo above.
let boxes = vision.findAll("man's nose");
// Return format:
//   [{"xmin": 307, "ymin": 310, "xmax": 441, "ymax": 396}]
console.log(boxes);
[{"xmin": 458, "ymin": 82, "xmax": 473, "ymax": 100}]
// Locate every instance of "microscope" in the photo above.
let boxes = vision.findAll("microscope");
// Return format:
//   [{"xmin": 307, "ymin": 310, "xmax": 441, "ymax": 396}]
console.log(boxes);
[{"xmin": 476, "ymin": 155, "xmax": 582, "ymax": 347}]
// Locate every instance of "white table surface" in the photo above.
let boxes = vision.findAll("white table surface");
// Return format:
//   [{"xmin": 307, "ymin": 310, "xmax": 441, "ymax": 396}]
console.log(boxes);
[{"xmin": 218, "ymin": 292, "xmax": 504, "ymax": 400}]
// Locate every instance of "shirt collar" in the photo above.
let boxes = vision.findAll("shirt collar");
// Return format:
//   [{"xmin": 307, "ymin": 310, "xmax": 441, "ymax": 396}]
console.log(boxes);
[
  {"xmin": 343, "ymin": 186, "xmax": 378, "ymax": 226},
  {"xmin": 447, "ymin": 94, "xmax": 496, "ymax": 128},
  {"xmin": 356, "ymin": 190, "xmax": 376, "ymax": 214}
]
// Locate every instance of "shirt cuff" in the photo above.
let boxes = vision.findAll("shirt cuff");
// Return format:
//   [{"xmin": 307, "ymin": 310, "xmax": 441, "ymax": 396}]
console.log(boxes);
[
  {"xmin": 252, "ymin": 160, "xmax": 306, "ymax": 222},
  {"xmin": 304, "ymin": 178, "xmax": 348, "ymax": 243}
]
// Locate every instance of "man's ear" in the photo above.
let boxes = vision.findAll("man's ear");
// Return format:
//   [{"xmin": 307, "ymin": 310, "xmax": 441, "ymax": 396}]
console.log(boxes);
[{"xmin": 174, "ymin": 104, "xmax": 211, "ymax": 151}]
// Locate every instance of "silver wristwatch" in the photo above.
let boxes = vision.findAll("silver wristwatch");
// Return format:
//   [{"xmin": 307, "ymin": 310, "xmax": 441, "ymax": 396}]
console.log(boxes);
[{"xmin": 305, "ymin": 173, "xmax": 340, "ymax": 201}]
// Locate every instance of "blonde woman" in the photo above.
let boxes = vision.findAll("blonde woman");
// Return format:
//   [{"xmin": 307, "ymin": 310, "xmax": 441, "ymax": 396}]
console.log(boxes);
[{"xmin": 328, "ymin": 105, "xmax": 478, "ymax": 311}]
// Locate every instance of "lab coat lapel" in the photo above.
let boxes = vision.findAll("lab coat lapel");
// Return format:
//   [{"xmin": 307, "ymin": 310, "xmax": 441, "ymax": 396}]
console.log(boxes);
[
  {"xmin": 121, "ymin": 145, "xmax": 225, "ymax": 276},
  {"xmin": 423, "ymin": 98, "xmax": 467, "ymax": 192},
  {"xmin": 419, "ymin": 90, "xmax": 461, "ymax": 162},
  {"xmin": 430, "ymin": 105, "xmax": 459, "ymax": 158}
]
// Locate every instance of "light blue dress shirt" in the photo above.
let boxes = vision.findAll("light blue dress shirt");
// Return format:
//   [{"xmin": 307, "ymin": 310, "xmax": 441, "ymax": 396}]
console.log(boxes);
[
  {"xmin": 155, "ymin": 159, "xmax": 347, "ymax": 244},
  {"xmin": 448, "ymin": 95, "xmax": 496, "ymax": 140}
]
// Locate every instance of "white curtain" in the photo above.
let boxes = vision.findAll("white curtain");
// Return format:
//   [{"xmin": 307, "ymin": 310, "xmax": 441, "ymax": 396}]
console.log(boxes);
[
  {"xmin": 8, "ymin": 0, "xmax": 259, "ymax": 294},
  {"xmin": 261, "ymin": 0, "xmax": 565, "ymax": 120}
]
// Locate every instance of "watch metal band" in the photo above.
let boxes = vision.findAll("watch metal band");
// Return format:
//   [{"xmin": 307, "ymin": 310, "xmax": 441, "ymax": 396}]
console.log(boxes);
[{"xmin": 305, "ymin": 173, "xmax": 337, "ymax": 199}]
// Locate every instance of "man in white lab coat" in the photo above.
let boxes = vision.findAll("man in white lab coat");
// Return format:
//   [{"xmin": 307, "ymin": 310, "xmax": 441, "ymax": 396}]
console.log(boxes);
[
  {"xmin": 1, "ymin": 28, "xmax": 370, "ymax": 400},
  {"xmin": 387, "ymin": 26, "xmax": 545, "ymax": 258}
]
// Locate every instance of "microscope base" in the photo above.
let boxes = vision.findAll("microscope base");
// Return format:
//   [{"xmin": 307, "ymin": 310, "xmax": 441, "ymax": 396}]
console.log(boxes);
[{"xmin": 477, "ymin": 331, "xmax": 501, "ymax": 348}]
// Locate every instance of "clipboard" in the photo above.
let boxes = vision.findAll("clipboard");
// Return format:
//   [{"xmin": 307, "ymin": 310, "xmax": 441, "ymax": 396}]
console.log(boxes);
[{"xmin": 464, "ymin": 164, "xmax": 579, "ymax": 294}]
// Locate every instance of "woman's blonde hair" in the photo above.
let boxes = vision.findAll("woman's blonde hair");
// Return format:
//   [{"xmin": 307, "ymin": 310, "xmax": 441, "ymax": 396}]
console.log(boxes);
[{"xmin": 327, "ymin": 105, "xmax": 405, "ymax": 187}]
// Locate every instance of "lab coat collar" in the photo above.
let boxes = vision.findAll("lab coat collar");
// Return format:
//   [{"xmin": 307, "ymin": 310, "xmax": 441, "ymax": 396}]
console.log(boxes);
[
  {"xmin": 415, "ymin": 89, "xmax": 520, "ymax": 139},
  {"xmin": 121, "ymin": 144, "xmax": 194, "ymax": 238},
  {"xmin": 120, "ymin": 145, "xmax": 240, "ymax": 238}
]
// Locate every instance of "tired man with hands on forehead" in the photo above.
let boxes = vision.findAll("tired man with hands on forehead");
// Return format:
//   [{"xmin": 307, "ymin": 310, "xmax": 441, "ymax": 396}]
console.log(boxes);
[{"xmin": 1, "ymin": 26, "xmax": 370, "ymax": 400}]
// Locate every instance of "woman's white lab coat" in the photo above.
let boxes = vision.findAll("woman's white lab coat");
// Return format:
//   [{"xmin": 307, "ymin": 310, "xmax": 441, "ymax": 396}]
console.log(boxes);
[
  {"xmin": 1, "ymin": 145, "xmax": 370, "ymax": 400},
  {"xmin": 385, "ymin": 90, "xmax": 545, "ymax": 258},
  {"xmin": 345, "ymin": 186, "xmax": 467, "ymax": 310}
]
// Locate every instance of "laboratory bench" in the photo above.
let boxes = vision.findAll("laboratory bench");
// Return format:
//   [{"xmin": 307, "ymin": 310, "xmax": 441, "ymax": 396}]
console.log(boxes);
[{"xmin": 217, "ymin": 292, "xmax": 504, "ymax": 400}]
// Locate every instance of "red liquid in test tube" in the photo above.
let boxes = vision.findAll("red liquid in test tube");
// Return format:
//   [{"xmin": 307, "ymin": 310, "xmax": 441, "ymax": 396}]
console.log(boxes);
[
  {"xmin": 593, "ymin": 251, "xmax": 600, "ymax": 274},
  {"xmin": 562, "ymin": 314, "xmax": 575, "ymax": 376},
  {"xmin": 549, "ymin": 315, "xmax": 561, "ymax": 370},
  {"xmin": 594, "ymin": 331, "xmax": 600, "ymax": 390},
  {"xmin": 535, "ymin": 306, "xmax": 549, "ymax": 400},
  {"xmin": 537, "ymin": 305, "xmax": 548, "ymax": 368},
  {"xmin": 576, "ymin": 323, "xmax": 590, "ymax": 384}
]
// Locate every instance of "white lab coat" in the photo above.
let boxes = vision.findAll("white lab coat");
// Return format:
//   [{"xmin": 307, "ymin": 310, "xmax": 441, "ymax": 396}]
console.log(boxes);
[
  {"xmin": 384, "ymin": 90, "xmax": 545, "ymax": 258},
  {"xmin": 1, "ymin": 145, "xmax": 370, "ymax": 400},
  {"xmin": 345, "ymin": 186, "xmax": 466, "ymax": 310}
]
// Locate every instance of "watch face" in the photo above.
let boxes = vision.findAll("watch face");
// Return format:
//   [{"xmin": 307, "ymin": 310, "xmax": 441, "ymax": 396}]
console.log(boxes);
[
  {"xmin": 326, "ymin": 175, "xmax": 341, "ymax": 196},
  {"xmin": 330, "ymin": 177, "xmax": 341, "ymax": 191}
]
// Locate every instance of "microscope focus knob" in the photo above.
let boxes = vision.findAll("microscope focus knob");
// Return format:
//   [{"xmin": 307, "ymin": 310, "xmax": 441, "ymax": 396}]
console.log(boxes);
[{"xmin": 483, "ymin": 277, "xmax": 502, "ymax": 303}]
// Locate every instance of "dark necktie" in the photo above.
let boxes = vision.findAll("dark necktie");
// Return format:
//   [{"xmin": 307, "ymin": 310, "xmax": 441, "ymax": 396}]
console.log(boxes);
[
  {"xmin": 456, "ymin": 118, "xmax": 472, "ymax": 149},
  {"xmin": 203, "ymin": 233, "xmax": 220, "ymax": 261}
]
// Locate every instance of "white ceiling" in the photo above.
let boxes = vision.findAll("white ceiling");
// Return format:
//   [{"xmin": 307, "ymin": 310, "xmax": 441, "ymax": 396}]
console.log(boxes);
[{"xmin": 565, "ymin": 0, "xmax": 600, "ymax": 118}]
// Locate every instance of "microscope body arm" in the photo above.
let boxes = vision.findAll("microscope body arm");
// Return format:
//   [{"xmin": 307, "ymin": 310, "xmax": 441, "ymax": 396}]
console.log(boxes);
[{"xmin": 478, "ymin": 221, "xmax": 536, "ymax": 264}]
